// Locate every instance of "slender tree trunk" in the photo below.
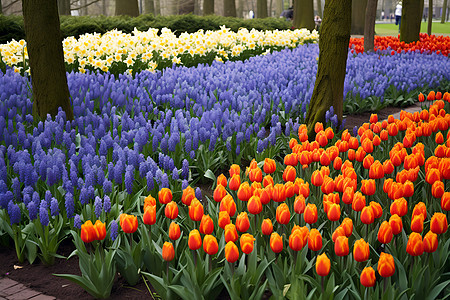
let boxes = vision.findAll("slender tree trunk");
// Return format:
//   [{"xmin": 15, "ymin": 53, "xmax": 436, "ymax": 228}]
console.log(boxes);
[
  {"xmin": 0, "ymin": 0, "xmax": 2, "ymax": 14},
  {"xmin": 58, "ymin": 0, "xmax": 71, "ymax": 15},
  {"xmin": 144, "ymin": 0, "xmax": 155, "ymax": 14},
  {"xmin": 155, "ymin": 0, "xmax": 161, "ymax": 15},
  {"xmin": 203, "ymin": 0, "xmax": 214, "ymax": 15},
  {"xmin": 115, "ymin": 0, "xmax": 139, "ymax": 16},
  {"xmin": 293, "ymin": 0, "xmax": 315, "ymax": 30},
  {"xmin": 317, "ymin": 0, "xmax": 322, "ymax": 18},
  {"xmin": 22, "ymin": 0, "xmax": 74, "ymax": 121},
  {"xmin": 427, "ymin": 0, "xmax": 432, "ymax": 34},
  {"xmin": 305, "ymin": 0, "xmax": 351, "ymax": 138},
  {"xmin": 384, "ymin": 0, "xmax": 392, "ymax": 22},
  {"xmin": 276, "ymin": 0, "xmax": 283, "ymax": 17},
  {"xmin": 102, "ymin": 0, "xmax": 107, "ymax": 15},
  {"xmin": 179, "ymin": 0, "xmax": 194, "ymax": 14},
  {"xmin": 269, "ymin": 0, "xmax": 273, "ymax": 17},
  {"xmin": 351, "ymin": 0, "xmax": 367, "ymax": 35},
  {"xmin": 224, "ymin": 0, "xmax": 236, "ymax": 17},
  {"xmin": 257, "ymin": 0, "xmax": 268, "ymax": 18},
  {"xmin": 442, "ymin": 0, "xmax": 448, "ymax": 23},
  {"xmin": 400, "ymin": 0, "xmax": 422, "ymax": 43},
  {"xmin": 364, "ymin": 0, "xmax": 378, "ymax": 52},
  {"xmin": 237, "ymin": 0, "xmax": 244, "ymax": 18}
]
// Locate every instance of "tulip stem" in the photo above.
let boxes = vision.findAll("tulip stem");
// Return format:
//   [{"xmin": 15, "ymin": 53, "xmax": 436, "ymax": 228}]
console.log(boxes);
[
  {"xmin": 321, "ymin": 276, "xmax": 324, "ymax": 293},
  {"xmin": 192, "ymin": 250, "xmax": 197, "ymax": 268},
  {"xmin": 166, "ymin": 261, "xmax": 169, "ymax": 282},
  {"xmin": 209, "ymin": 255, "xmax": 212, "ymax": 272}
]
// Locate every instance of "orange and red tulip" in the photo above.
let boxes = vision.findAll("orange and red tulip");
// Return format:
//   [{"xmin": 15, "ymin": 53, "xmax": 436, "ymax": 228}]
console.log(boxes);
[
  {"xmin": 304, "ymin": 203, "xmax": 318, "ymax": 224},
  {"xmin": 224, "ymin": 223, "xmax": 239, "ymax": 243},
  {"xmin": 81, "ymin": 220, "xmax": 96, "ymax": 243},
  {"xmin": 188, "ymin": 229, "xmax": 202, "ymax": 251},
  {"xmin": 120, "ymin": 213, "xmax": 138, "ymax": 234},
  {"xmin": 263, "ymin": 158, "xmax": 276, "ymax": 174},
  {"xmin": 406, "ymin": 232, "xmax": 424, "ymax": 256},
  {"xmin": 158, "ymin": 188, "xmax": 173, "ymax": 205},
  {"xmin": 430, "ymin": 212, "xmax": 448, "ymax": 234},
  {"xmin": 213, "ymin": 184, "xmax": 227, "ymax": 203},
  {"xmin": 316, "ymin": 253, "xmax": 331, "ymax": 276},
  {"xmin": 377, "ymin": 252, "xmax": 395, "ymax": 277},
  {"xmin": 377, "ymin": 221, "xmax": 393, "ymax": 244},
  {"xmin": 307, "ymin": 228, "xmax": 322, "ymax": 251},
  {"xmin": 169, "ymin": 222, "xmax": 181, "ymax": 241},
  {"xmin": 334, "ymin": 235, "xmax": 349, "ymax": 257},
  {"xmin": 182, "ymin": 186, "xmax": 196, "ymax": 206},
  {"xmin": 143, "ymin": 205, "xmax": 156, "ymax": 226},
  {"xmin": 360, "ymin": 267, "xmax": 376, "ymax": 287},
  {"xmin": 229, "ymin": 164, "xmax": 240, "ymax": 178},
  {"xmin": 410, "ymin": 214, "xmax": 424, "ymax": 233},
  {"xmin": 165, "ymin": 201, "xmax": 179, "ymax": 220},
  {"xmin": 240, "ymin": 233, "xmax": 255, "ymax": 254},
  {"xmin": 162, "ymin": 242, "xmax": 175, "ymax": 262},
  {"xmin": 353, "ymin": 238, "xmax": 370, "ymax": 262},
  {"xmin": 229, "ymin": 174, "xmax": 241, "ymax": 191},
  {"xmin": 218, "ymin": 211, "xmax": 231, "ymax": 229},
  {"xmin": 389, "ymin": 214, "xmax": 403, "ymax": 235},
  {"xmin": 236, "ymin": 212, "xmax": 250, "ymax": 232},
  {"xmin": 270, "ymin": 232, "xmax": 283, "ymax": 253},
  {"xmin": 360, "ymin": 206, "xmax": 374, "ymax": 225},
  {"xmin": 199, "ymin": 214, "xmax": 214, "ymax": 235},
  {"xmin": 276, "ymin": 203, "xmax": 291, "ymax": 225},
  {"xmin": 423, "ymin": 231, "xmax": 438, "ymax": 253},
  {"xmin": 261, "ymin": 218, "xmax": 273, "ymax": 236},
  {"xmin": 225, "ymin": 241, "xmax": 239, "ymax": 263},
  {"xmin": 203, "ymin": 235, "xmax": 219, "ymax": 256}
]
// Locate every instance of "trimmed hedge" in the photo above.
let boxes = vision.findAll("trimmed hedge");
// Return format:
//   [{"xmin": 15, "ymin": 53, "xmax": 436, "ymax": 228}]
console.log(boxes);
[{"xmin": 0, "ymin": 14, "xmax": 292, "ymax": 43}]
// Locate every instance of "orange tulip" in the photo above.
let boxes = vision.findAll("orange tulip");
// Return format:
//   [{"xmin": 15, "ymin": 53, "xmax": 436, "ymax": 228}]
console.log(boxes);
[
  {"xmin": 370, "ymin": 201, "xmax": 383, "ymax": 219},
  {"xmin": 316, "ymin": 253, "xmax": 331, "ymax": 276},
  {"xmin": 389, "ymin": 214, "xmax": 403, "ymax": 235},
  {"xmin": 144, "ymin": 195, "xmax": 156, "ymax": 210},
  {"xmin": 341, "ymin": 218, "xmax": 353, "ymax": 237},
  {"xmin": 412, "ymin": 202, "xmax": 427, "ymax": 220},
  {"xmin": 288, "ymin": 229, "xmax": 305, "ymax": 251},
  {"xmin": 284, "ymin": 153, "xmax": 298, "ymax": 166},
  {"xmin": 423, "ymin": 231, "xmax": 438, "ymax": 253},
  {"xmin": 260, "ymin": 186, "xmax": 272, "ymax": 205},
  {"xmin": 276, "ymin": 203, "xmax": 291, "ymax": 225},
  {"xmin": 332, "ymin": 226, "xmax": 346, "ymax": 242},
  {"xmin": 199, "ymin": 214, "xmax": 214, "ymax": 235},
  {"xmin": 220, "ymin": 194, "xmax": 237, "ymax": 217},
  {"xmin": 307, "ymin": 228, "xmax": 322, "ymax": 251},
  {"xmin": 353, "ymin": 239, "xmax": 370, "ymax": 262},
  {"xmin": 240, "ymin": 233, "xmax": 255, "ymax": 254},
  {"xmin": 431, "ymin": 181, "xmax": 445, "ymax": 198},
  {"xmin": 360, "ymin": 267, "xmax": 376, "ymax": 287},
  {"xmin": 213, "ymin": 184, "xmax": 227, "ymax": 203},
  {"xmin": 377, "ymin": 252, "xmax": 395, "ymax": 277},
  {"xmin": 216, "ymin": 173, "xmax": 228, "ymax": 187},
  {"xmin": 442, "ymin": 192, "xmax": 450, "ymax": 211},
  {"xmin": 352, "ymin": 192, "xmax": 366, "ymax": 212},
  {"xmin": 158, "ymin": 188, "xmax": 172, "ymax": 205},
  {"xmin": 181, "ymin": 186, "xmax": 196, "ymax": 205},
  {"xmin": 430, "ymin": 212, "xmax": 448, "ymax": 234},
  {"xmin": 263, "ymin": 175, "xmax": 275, "ymax": 188},
  {"xmin": 410, "ymin": 214, "xmax": 424, "ymax": 233},
  {"xmin": 261, "ymin": 218, "xmax": 273, "ymax": 236},
  {"xmin": 282, "ymin": 165, "xmax": 296, "ymax": 183},
  {"xmin": 342, "ymin": 186, "xmax": 354, "ymax": 205},
  {"xmin": 236, "ymin": 212, "xmax": 250, "ymax": 232},
  {"xmin": 360, "ymin": 206, "xmax": 374, "ymax": 225},
  {"xmin": 218, "ymin": 211, "xmax": 231, "ymax": 229},
  {"xmin": 402, "ymin": 180, "xmax": 414, "ymax": 198},
  {"xmin": 390, "ymin": 197, "xmax": 408, "ymax": 217},
  {"xmin": 189, "ymin": 199, "xmax": 204, "ymax": 222},
  {"xmin": 426, "ymin": 168, "xmax": 441, "ymax": 185},
  {"xmin": 237, "ymin": 182, "xmax": 252, "ymax": 201},
  {"xmin": 188, "ymin": 229, "xmax": 202, "ymax": 250},
  {"xmin": 248, "ymin": 167, "xmax": 263, "ymax": 183},
  {"xmin": 165, "ymin": 201, "xmax": 179, "ymax": 220},
  {"xmin": 321, "ymin": 176, "xmax": 335, "ymax": 195},
  {"xmin": 229, "ymin": 174, "xmax": 241, "ymax": 191},
  {"xmin": 383, "ymin": 159, "xmax": 394, "ymax": 175},
  {"xmin": 334, "ymin": 235, "xmax": 349, "ymax": 257},
  {"xmin": 294, "ymin": 195, "xmax": 306, "ymax": 215},
  {"xmin": 311, "ymin": 170, "xmax": 324, "ymax": 187},
  {"xmin": 143, "ymin": 205, "xmax": 156, "ymax": 225},
  {"xmin": 229, "ymin": 164, "xmax": 240, "ymax": 178},
  {"xmin": 91, "ymin": 220, "xmax": 106, "ymax": 241},
  {"xmin": 304, "ymin": 203, "xmax": 318, "ymax": 224},
  {"xmin": 203, "ymin": 235, "xmax": 218, "ymax": 256},
  {"xmin": 120, "ymin": 213, "xmax": 138, "ymax": 234},
  {"xmin": 225, "ymin": 241, "xmax": 240, "ymax": 263},
  {"xmin": 377, "ymin": 221, "xmax": 393, "ymax": 244},
  {"xmin": 270, "ymin": 232, "xmax": 283, "ymax": 253},
  {"xmin": 169, "ymin": 222, "xmax": 181, "ymax": 241},
  {"xmin": 162, "ymin": 242, "xmax": 175, "ymax": 262},
  {"xmin": 247, "ymin": 195, "xmax": 263, "ymax": 215},
  {"xmin": 361, "ymin": 179, "xmax": 376, "ymax": 196},
  {"xmin": 368, "ymin": 160, "xmax": 384, "ymax": 179},
  {"xmin": 224, "ymin": 223, "xmax": 239, "ymax": 243},
  {"xmin": 406, "ymin": 232, "xmax": 424, "ymax": 256},
  {"xmin": 327, "ymin": 203, "xmax": 341, "ymax": 222},
  {"xmin": 81, "ymin": 220, "xmax": 96, "ymax": 243}
]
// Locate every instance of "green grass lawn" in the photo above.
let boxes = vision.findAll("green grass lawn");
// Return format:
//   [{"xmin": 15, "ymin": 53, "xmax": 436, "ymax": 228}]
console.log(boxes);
[{"xmin": 375, "ymin": 21, "xmax": 450, "ymax": 36}]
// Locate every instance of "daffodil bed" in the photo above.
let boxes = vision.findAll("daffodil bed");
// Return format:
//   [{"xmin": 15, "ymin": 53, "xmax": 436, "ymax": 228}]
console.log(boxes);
[{"xmin": 0, "ymin": 28, "xmax": 450, "ymax": 299}]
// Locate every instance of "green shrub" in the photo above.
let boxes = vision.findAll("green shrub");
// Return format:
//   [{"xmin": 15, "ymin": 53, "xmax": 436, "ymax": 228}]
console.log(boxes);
[{"xmin": 0, "ymin": 14, "xmax": 293, "ymax": 42}]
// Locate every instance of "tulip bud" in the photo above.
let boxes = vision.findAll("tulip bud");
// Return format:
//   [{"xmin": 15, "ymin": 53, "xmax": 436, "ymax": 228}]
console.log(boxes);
[
  {"xmin": 225, "ymin": 241, "xmax": 239, "ymax": 263},
  {"xmin": 188, "ymin": 229, "xmax": 202, "ymax": 251},
  {"xmin": 406, "ymin": 232, "xmax": 424, "ymax": 256},
  {"xmin": 276, "ymin": 203, "xmax": 291, "ymax": 225},
  {"xmin": 93, "ymin": 220, "xmax": 106, "ymax": 241},
  {"xmin": 316, "ymin": 253, "xmax": 331, "ymax": 276},
  {"xmin": 189, "ymin": 199, "xmax": 204, "ymax": 222},
  {"xmin": 430, "ymin": 212, "xmax": 448, "ymax": 234},
  {"xmin": 334, "ymin": 235, "xmax": 349, "ymax": 257},
  {"xmin": 169, "ymin": 222, "xmax": 181, "ymax": 241},
  {"xmin": 307, "ymin": 228, "xmax": 322, "ymax": 251},
  {"xmin": 353, "ymin": 238, "xmax": 369, "ymax": 262},
  {"xmin": 263, "ymin": 158, "xmax": 276, "ymax": 174},
  {"xmin": 181, "ymin": 186, "xmax": 196, "ymax": 205},
  {"xmin": 229, "ymin": 174, "xmax": 241, "ymax": 191},
  {"xmin": 247, "ymin": 195, "xmax": 263, "ymax": 215},
  {"xmin": 304, "ymin": 203, "xmax": 318, "ymax": 224},
  {"xmin": 218, "ymin": 211, "xmax": 231, "ymax": 229},
  {"xmin": 240, "ymin": 233, "xmax": 255, "ymax": 254},
  {"xmin": 423, "ymin": 231, "xmax": 438, "ymax": 253},
  {"xmin": 377, "ymin": 221, "xmax": 393, "ymax": 244},
  {"xmin": 213, "ymin": 184, "xmax": 227, "ymax": 203},
  {"xmin": 120, "ymin": 213, "xmax": 138, "ymax": 234},
  {"xmin": 224, "ymin": 223, "xmax": 239, "ymax": 243},
  {"xmin": 81, "ymin": 220, "xmax": 96, "ymax": 243},
  {"xmin": 261, "ymin": 218, "xmax": 273, "ymax": 236},
  {"xmin": 143, "ymin": 205, "xmax": 156, "ymax": 225},
  {"xmin": 162, "ymin": 242, "xmax": 175, "ymax": 262},
  {"xmin": 236, "ymin": 212, "xmax": 250, "ymax": 232},
  {"xmin": 203, "ymin": 235, "xmax": 219, "ymax": 256},
  {"xmin": 377, "ymin": 252, "xmax": 395, "ymax": 277},
  {"xmin": 199, "ymin": 214, "xmax": 214, "ymax": 235},
  {"xmin": 158, "ymin": 188, "xmax": 172, "ymax": 205},
  {"xmin": 270, "ymin": 232, "xmax": 283, "ymax": 253},
  {"xmin": 360, "ymin": 206, "xmax": 374, "ymax": 225},
  {"xmin": 360, "ymin": 267, "xmax": 376, "ymax": 287},
  {"xmin": 165, "ymin": 201, "xmax": 179, "ymax": 220},
  {"xmin": 389, "ymin": 214, "xmax": 403, "ymax": 235}
]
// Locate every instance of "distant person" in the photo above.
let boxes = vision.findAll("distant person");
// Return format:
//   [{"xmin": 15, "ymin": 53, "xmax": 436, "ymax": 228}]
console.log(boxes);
[
  {"xmin": 280, "ymin": 7, "xmax": 293, "ymax": 21},
  {"xmin": 314, "ymin": 15, "xmax": 322, "ymax": 31},
  {"xmin": 395, "ymin": 2, "xmax": 402, "ymax": 31}
]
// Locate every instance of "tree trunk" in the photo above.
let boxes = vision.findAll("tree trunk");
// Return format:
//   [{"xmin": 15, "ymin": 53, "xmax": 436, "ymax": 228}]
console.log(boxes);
[
  {"xmin": 58, "ymin": 0, "xmax": 71, "ymax": 15},
  {"xmin": 179, "ymin": 0, "xmax": 194, "ymax": 14},
  {"xmin": 384, "ymin": 0, "xmax": 392, "ymax": 22},
  {"xmin": 154, "ymin": 0, "xmax": 160, "ymax": 15},
  {"xmin": 364, "ymin": 0, "xmax": 378, "ymax": 52},
  {"xmin": 427, "ymin": 0, "xmax": 432, "ymax": 35},
  {"xmin": 203, "ymin": 0, "xmax": 214, "ymax": 15},
  {"xmin": 276, "ymin": 0, "xmax": 283, "ymax": 17},
  {"xmin": 0, "ymin": 0, "xmax": 3, "ymax": 14},
  {"xmin": 144, "ymin": 0, "xmax": 155, "ymax": 14},
  {"xmin": 115, "ymin": 0, "xmax": 139, "ymax": 16},
  {"xmin": 351, "ymin": 0, "xmax": 367, "ymax": 35},
  {"xmin": 442, "ymin": 0, "xmax": 448, "ymax": 23},
  {"xmin": 317, "ymin": 0, "xmax": 322, "ymax": 18},
  {"xmin": 257, "ymin": 0, "xmax": 268, "ymax": 18},
  {"xmin": 224, "ymin": 0, "xmax": 236, "ymax": 17},
  {"xmin": 22, "ymin": 0, "xmax": 74, "ymax": 121},
  {"xmin": 293, "ymin": 0, "xmax": 315, "ymax": 30},
  {"xmin": 400, "ymin": 0, "xmax": 422, "ymax": 43},
  {"xmin": 305, "ymin": 0, "xmax": 351, "ymax": 138},
  {"xmin": 237, "ymin": 0, "xmax": 244, "ymax": 18}
]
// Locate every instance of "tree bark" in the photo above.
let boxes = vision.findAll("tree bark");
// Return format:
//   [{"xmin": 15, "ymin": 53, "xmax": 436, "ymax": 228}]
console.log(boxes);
[
  {"xmin": 223, "ymin": 0, "xmax": 236, "ymax": 17},
  {"xmin": 154, "ymin": 0, "xmax": 160, "ymax": 15},
  {"xmin": 115, "ymin": 0, "xmax": 139, "ymax": 16},
  {"xmin": 0, "ymin": 0, "xmax": 3, "ymax": 14},
  {"xmin": 317, "ymin": 0, "xmax": 322, "ymax": 18},
  {"xmin": 364, "ymin": 0, "xmax": 378, "ymax": 52},
  {"xmin": 203, "ymin": 0, "xmax": 214, "ymax": 15},
  {"xmin": 293, "ymin": 0, "xmax": 315, "ymax": 30},
  {"xmin": 179, "ymin": 0, "xmax": 194, "ymax": 14},
  {"xmin": 384, "ymin": 0, "xmax": 392, "ymax": 22},
  {"xmin": 427, "ymin": 0, "xmax": 432, "ymax": 35},
  {"xmin": 57, "ymin": 0, "xmax": 71, "ymax": 15},
  {"xmin": 257, "ymin": 0, "xmax": 268, "ymax": 18},
  {"xmin": 305, "ymin": 0, "xmax": 351, "ymax": 138},
  {"xmin": 400, "ymin": 0, "xmax": 422, "ymax": 43},
  {"xmin": 351, "ymin": 0, "xmax": 367, "ymax": 35},
  {"xmin": 144, "ymin": 0, "xmax": 155, "ymax": 14},
  {"xmin": 276, "ymin": 0, "xmax": 283, "ymax": 17},
  {"xmin": 442, "ymin": 0, "xmax": 448, "ymax": 23},
  {"xmin": 237, "ymin": 0, "xmax": 244, "ymax": 18},
  {"xmin": 22, "ymin": 0, "xmax": 73, "ymax": 121}
]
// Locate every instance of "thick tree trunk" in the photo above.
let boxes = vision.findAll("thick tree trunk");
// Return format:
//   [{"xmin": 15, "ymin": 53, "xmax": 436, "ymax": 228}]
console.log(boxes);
[
  {"xmin": 351, "ymin": 0, "xmax": 367, "ymax": 35},
  {"xmin": 400, "ymin": 0, "xmax": 422, "ymax": 43},
  {"xmin": 442, "ymin": 0, "xmax": 448, "ymax": 23},
  {"xmin": 115, "ymin": 0, "xmax": 139, "ymax": 16},
  {"xmin": 427, "ymin": 0, "xmax": 432, "ymax": 35},
  {"xmin": 22, "ymin": 0, "xmax": 74, "ymax": 121},
  {"xmin": 144, "ymin": 0, "xmax": 155, "ymax": 14},
  {"xmin": 293, "ymin": 0, "xmax": 315, "ymax": 30},
  {"xmin": 257, "ymin": 0, "xmax": 268, "ymax": 18},
  {"xmin": 317, "ymin": 0, "xmax": 322, "ymax": 18},
  {"xmin": 203, "ymin": 0, "xmax": 214, "ymax": 15},
  {"xmin": 58, "ymin": 0, "xmax": 71, "ymax": 15},
  {"xmin": 179, "ymin": 0, "xmax": 194, "ymax": 14},
  {"xmin": 223, "ymin": 0, "xmax": 236, "ymax": 17},
  {"xmin": 364, "ymin": 0, "xmax": 378, "ymax": 52},
  {"xmin": 305, "ymin": 0, "xmax": 351, "ymax": 138}
]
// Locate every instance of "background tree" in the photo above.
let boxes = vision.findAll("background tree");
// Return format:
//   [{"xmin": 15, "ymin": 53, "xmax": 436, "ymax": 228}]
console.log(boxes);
[
  {"xmin": 276, "ymin": 0, "xmax": 283, "ymax": 17},
  {"xmin": 155, "ymin": 0, "xmax": 161, "ymax": 15},
  {"xmin": 257, "ymin": 0, "xmax": 268, "ymax": 18},
  {"xmin": 293, "ymin": 0, "xmax": 314, "ymax": 30},
  {"xmin": 400, "ymin": 0, "xmax": 423, "ymax": 43},
  {"xmin": 115, "ymin": 0, "xmax": 139, "ymax": 16},
  {"xmin": 0, "ymin": 0, "xmax": 2, "ymax": 14},
  {"xmin": 144, "ymin": 0, "xmax": 155, "ymax": 14},
  {"xmin": 351, "ymin": 0, "xmax": 367, "ymax": 35},
  {"xmin": 364, "ymin": 0, "xmax": 378, "ymax": 52},
  {"xmin": 317, "ymin": 0, "xmax": 322, "ymax": 17},
  {"xmin": 428, "ymin": 0, "xmax": 433, "ymax": 35},
  {"xmin": 204, "ymin": 0, "xmax": 214, "ymax": 15},
  {"xmin": 179, "ymin": 0, "xmax": 194, "ymax": 14},
  {"xmin": 305, "ymin": 0, "xmax": 352, "ymax": 138},
  {"xmin": 442, "ymin": 0, "xmax": 448, "ymax": 23},
  {"xmin": 57, "ymin": 0, "xmax": 70, "ymax": 15},
  {"xmin": 22, "ymin": 0, "xmax": 74, "ymax": 121},
  {"xmin": 237, "ymin": 0, "xmax": 244, "ymax": 17},
  {"xmin": 223, "ymin": 0, "xmax": 236, "ymax": 17}
]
